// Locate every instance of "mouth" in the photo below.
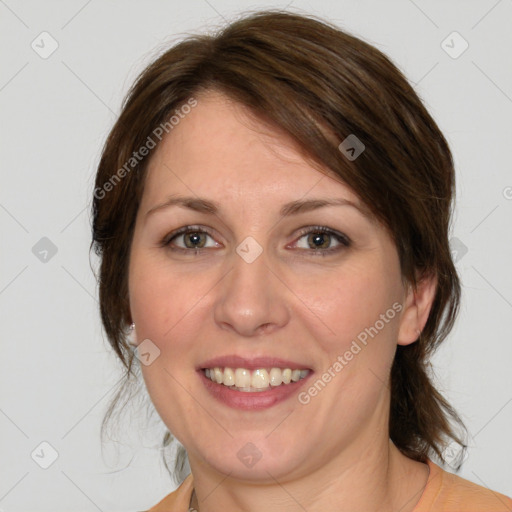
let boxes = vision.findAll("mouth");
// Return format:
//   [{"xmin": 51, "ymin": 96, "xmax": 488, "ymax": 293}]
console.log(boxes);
[
  {"xmin": 197, "ymin": 357, "xmax": 314, "ymax": 410},
  {"xmin": 201, "ymin": 366, "xmax": 310, "ymax": 392}
]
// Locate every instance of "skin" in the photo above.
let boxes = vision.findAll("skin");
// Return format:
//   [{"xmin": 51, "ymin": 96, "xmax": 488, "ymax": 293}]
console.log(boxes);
[{"xmin": 128, "ymin": 89, "xmax": 436, "ymax": 511}]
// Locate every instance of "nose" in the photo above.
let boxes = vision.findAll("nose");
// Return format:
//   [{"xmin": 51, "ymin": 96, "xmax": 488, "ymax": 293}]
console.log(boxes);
[{"xmin": 213, "ymin": 244, "xmax": 290, "ymax": 337}]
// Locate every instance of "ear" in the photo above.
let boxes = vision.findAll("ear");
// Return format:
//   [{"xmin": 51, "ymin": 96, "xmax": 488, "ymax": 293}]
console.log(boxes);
[{"xmin": 397, "ymin": 272, "xmax": 437, "ymax": 346}]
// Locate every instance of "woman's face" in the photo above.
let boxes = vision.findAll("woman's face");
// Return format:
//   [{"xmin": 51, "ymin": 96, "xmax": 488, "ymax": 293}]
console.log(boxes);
[{"xmin": 128, "ymin": 90, "xmax": 419, "ymax": 481}]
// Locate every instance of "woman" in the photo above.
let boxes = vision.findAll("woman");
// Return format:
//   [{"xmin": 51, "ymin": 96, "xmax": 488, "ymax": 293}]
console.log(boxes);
[{"xmin": 91, "ymin": 10, "xmax": 512, "ymax": 512}]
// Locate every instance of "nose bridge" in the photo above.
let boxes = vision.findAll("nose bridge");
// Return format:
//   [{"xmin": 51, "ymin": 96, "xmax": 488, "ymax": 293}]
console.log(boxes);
[{"xmin": 214, "ymin": 237, "xmax": 289, "ymax": 336}]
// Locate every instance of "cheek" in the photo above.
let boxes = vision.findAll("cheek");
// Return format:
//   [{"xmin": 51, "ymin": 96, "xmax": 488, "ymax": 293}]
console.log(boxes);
[
  {"xmin": 300, "ymin": 262, "xmax": 402, "ymax": 406},
  {"xmin": 128, "ymin": 253, "xmax": 205, "ymax": 432},
  {"xmin": 128, "ymin": 250, "xmax": 212, "ymax": 343},
  {"xmin": 299, "ymin": 261, "xmax": 400, "ymax": 344}
]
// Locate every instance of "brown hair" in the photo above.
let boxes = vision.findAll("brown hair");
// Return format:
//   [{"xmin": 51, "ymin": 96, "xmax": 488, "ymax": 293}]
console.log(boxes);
[{"xmin": 91, "ymin": 9, "xmax": 466, "ymax": 481}]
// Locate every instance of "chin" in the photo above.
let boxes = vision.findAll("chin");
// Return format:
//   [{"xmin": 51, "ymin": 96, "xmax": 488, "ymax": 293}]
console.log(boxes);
[{"xmin": 191, "ymin": 438, "xmax": 309, "ymax": 483}]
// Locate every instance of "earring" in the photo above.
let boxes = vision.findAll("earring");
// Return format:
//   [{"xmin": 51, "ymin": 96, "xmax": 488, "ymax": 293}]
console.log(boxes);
[{"xmin": 127, "ymin": 323, "xmax": 137, "ymax": 347}]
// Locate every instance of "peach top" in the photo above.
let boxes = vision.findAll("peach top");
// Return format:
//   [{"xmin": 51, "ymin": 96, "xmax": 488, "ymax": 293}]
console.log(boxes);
[{"xmin": 145, "ymin": 458, "xmax": 512, "ymax": 511}]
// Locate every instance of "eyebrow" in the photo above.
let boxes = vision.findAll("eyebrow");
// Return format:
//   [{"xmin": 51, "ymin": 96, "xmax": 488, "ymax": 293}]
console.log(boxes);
[{"xmin": 145, "ymin": 194, "xmax": 372, "ymax": 221}]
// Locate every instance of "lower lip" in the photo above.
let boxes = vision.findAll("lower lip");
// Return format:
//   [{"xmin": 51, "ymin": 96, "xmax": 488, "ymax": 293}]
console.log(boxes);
[{"xmin": 198, "ymin": 370, "xmax": 313, "ymax": 410}]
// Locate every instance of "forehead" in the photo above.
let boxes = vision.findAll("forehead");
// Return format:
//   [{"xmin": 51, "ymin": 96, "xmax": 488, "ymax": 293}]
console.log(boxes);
[{"xmin": 141, "ymin": 90, "xmax": 360, "ymax": 208}]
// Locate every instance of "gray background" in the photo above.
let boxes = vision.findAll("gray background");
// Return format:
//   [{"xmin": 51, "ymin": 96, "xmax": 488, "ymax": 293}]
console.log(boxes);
[{"xmin": 1, "ymin": 0, "xmax": 511, "ymax": 511}]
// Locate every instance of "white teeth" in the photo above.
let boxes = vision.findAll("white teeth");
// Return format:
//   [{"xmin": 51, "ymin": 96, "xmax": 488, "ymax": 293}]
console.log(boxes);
[
  {"xmin": 235, "ymin": 368, "xmax": 251, "ymax": 388},
  {"xmin": 291, "ymin": 369, "xmax": 301, "ymax": 382},
  {"xmin": 204, "ymin": 366, "xmax": 310, "ymax": 391},
  {"xmin": 251, "ymin": 369, "xmax": 269, "ymax": 389},
  {"xmin": 214, "ymin": 367, "xmax": 223, "ymax": 384},
  {"xmin": 269, "ymin": 368, "xmax": 282, "ymax": 386},
  {"xmin": 222, "ymin": 367, "xmax": 235, "ymax": 386}
]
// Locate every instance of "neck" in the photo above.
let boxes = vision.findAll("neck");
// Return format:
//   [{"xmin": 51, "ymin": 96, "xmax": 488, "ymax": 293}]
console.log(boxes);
[{"xmin": 187, "ymin": 432, "xmax": 429, "ymax": 512}]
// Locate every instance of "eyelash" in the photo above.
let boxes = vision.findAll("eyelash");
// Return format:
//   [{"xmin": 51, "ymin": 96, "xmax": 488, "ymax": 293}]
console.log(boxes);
[{"xmin": 160, "ymin": 225, "xmax": 351, "ymax": 256}]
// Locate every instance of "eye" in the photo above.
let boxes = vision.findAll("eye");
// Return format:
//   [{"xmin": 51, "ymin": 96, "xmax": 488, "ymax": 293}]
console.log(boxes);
[
  {"xmin": 161, "ymin": 226, "xmax": 220, "ymax": 252},
  {"xmin": 161, "ymin": 225, "xmax": 351, "ymax": 256},
  {"xmin": 291, "ymin": 226, "xmax": 351, "ymax": 255}
]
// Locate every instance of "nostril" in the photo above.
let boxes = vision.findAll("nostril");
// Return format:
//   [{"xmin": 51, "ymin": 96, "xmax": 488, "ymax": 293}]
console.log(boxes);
[{"xmin": 258, "ymin": 323, "xmax": 273, "ymax": 334}]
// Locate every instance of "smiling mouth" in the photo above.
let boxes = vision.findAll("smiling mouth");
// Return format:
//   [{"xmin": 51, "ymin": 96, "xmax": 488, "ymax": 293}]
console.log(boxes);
[{"xmin": 202, "ymin": 367, "xmax": 311, "ymax": 392}]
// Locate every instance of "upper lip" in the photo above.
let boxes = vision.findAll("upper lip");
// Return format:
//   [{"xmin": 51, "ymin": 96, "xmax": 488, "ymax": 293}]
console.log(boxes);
[{"xmin": 198, "ymin": 355, "xmax": 312, "ymax": 371}]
